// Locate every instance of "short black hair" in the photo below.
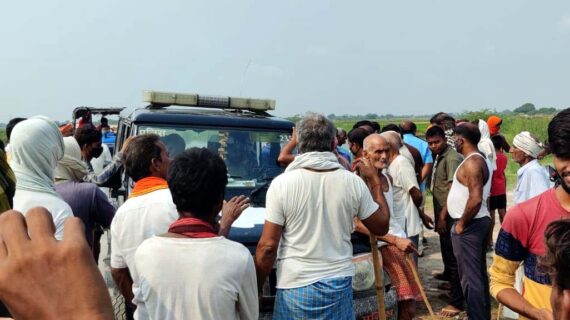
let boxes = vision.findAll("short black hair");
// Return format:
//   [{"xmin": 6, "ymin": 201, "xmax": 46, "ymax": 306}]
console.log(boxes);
[
  {"xmin": 123, "ymin": 134, "xmax": 163, "ymax": 182},
  {"xmin": 381, "ymin": 123, "xmax": 401, "ymax": 134},
  {"xmin": 453, "ymin": 123, "xmax": 481, "ymax": 145},
  {"xmin": 348, "ymin": 127, "xmax": 371, "ymax": 148},
  {"xmin": 491, "ymin": 135, "xmax": 506, "ymax": 150},
  {"xmin": 168, "ymin": 148, "xmax": 228, "ymax": 218},
  {"xmin": 540, "ymin": 219, "xmax": 570, "ymax": 290},
  {"xmin": 548, "ymin": 108, "xmax": 570, "ymax": 158},
  {"xmin": 353, "ymin": 120, "xmax": 380, "ymax": 133},
  {"xmin": 431, "ymin": 112, "xmax": 456, "ymax": 129},
  {"xmin": 74, "ymin": 126, "xmax": 102, "ymax": 149},
  {"xmin": 425, "ymin": 126, "xmax": 445, "ymax": 139},
  {"xmin": 6, "ymin": 118, "xmax": 27, "ymax": 142},
  {"xmin": 161, "ymin": 134, "xmax": 186, "ymax": 159},
  {"xmin": 400, "ymin": 121, "xmax": 417, "ymax": 135}
]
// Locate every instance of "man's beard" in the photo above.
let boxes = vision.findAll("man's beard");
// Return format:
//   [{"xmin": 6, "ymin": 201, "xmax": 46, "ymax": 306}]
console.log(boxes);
[{"xmin": 558, "ymin": 171, "xmax": 570, "ymax": 195}]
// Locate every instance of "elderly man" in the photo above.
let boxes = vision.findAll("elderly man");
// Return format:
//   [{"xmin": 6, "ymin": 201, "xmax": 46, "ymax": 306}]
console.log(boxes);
[
  {"xmin": 381, "ymin": 130, "xmax": 432, "ymax": 264},
  {"xmin": 354, "ymin": 133, "xmax": 422, "ymax": 320},
  {"xmin": 447, "ymin": 123, "xmax": 492, "ymax": 320},
  {"xmin": 510, "ymin": 131, "xmax": 552, "ymax": 204},
  {"xmin": 255, "ymin": 113, "xmax": 390, "ymax": 319},
  {"xmin": 489, "ymin": 109, "xmax": 570, "ymax": 320}
]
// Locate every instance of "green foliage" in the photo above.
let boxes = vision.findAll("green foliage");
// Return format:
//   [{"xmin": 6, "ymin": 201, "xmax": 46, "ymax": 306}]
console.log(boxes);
[
  {"xmin": 514, "ymin": 103, "xmax": 535, "ymax": 114},
  {"xmin": 0, "ymin": 129, "xmax": 5, "ymax": 144}
]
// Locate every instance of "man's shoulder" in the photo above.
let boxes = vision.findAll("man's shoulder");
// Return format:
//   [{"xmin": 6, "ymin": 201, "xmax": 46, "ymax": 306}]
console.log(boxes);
[
  {"xmin": 507, "ymin": 189, "xmax": 555, "ymax": 219},
  {"xmin": 442, "ymin": 148, "xmax": 462, "ymax": 163}
]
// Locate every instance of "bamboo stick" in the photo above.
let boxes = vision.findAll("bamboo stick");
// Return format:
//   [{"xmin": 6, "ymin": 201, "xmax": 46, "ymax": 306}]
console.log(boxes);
[
  {"xmin": 406, "ymin": 255, "xmax": 436, "ymax": 319},
  {"xmin": 369, "ymin": 235, "xmax": 386, "ymax": 320}
]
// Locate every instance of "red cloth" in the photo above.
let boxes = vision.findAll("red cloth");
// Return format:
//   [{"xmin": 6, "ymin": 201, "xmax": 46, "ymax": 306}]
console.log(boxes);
[
  {"xmin": 491, "ymin": 152, "xmax": 507, "ymax": 196},
  {"xmin": 168, "ymin": 217, "xmax": 218, "ymax": 238},
  {"xmin": 129, "ymin": 177, "xmax": 169, "ymax": 198}
]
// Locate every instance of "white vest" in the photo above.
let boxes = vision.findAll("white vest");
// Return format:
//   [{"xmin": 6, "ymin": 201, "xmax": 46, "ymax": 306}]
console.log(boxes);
[{"xmin": 447, "ymin": 152, "xmax": 492, "ymax": 220}]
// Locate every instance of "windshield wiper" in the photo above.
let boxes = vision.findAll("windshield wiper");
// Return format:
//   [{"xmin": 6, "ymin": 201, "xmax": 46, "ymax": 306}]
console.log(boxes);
[{"xmin": 249, "ymin": 176, "xmax": 275, "ymax": 198}]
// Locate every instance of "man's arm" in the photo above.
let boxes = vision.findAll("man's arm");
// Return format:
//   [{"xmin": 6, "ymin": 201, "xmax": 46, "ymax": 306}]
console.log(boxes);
[
  {"xmin": 455, "ymin": 158, "xmax": 485, "ymax": 233},
  {"xmin": 218, "ymin": 195, "xmax": 250, "ymax": 237},
  {"xmin": 409, "ymin": 187, "xmax": 423, "ymax": 208},
  {"xmin": 255, "ymin": 221, "xmax": 283, "ymax": 293},
  {"xmin": 420, "ymin": 163, "xmax": 433, "ymax": 184},
  {"xmin": 83, "ymin": 152, "xmax": 123, "ymax": 186},
  {"xmin": 354, "ymin": 158, "xmax": 390, "ymax": 236},
  {"xmin": 111, "ymin": 267, "xmax": 135, "ymax": 307},
  {"xmin": 277, "ymin": 128, "xmax": 297, "ymax": 167}
]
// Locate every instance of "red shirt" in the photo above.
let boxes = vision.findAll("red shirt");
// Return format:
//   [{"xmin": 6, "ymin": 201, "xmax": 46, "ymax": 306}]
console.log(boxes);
[{"xmin": 491, "ymin": 152, "xmax": 507, "ymax": 196}]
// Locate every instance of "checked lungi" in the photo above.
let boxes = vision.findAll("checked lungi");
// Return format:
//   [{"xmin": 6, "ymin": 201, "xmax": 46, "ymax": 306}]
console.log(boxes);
[
  {"xmin": 273, "ymin": 277, "xmax": 354, "ymax": 320},
  {"xmin": 380, "ymin": 245, "xmax": 422, "ymax": 302}
]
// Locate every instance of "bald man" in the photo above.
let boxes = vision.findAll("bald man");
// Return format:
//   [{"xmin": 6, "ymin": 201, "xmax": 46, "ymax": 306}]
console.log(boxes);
[
  {"xmin": 380, "ymin": 131, "xmax": 432, "ymax": 264},
  {"xmin": 354, "ymin": 134, "xmax": 422, "ymax": 320}
]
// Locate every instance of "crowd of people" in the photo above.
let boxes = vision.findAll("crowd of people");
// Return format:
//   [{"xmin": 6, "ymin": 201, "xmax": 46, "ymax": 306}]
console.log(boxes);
[{"xmin": 0, "ymin": 109, "xmax": 568, "ymax": 320}]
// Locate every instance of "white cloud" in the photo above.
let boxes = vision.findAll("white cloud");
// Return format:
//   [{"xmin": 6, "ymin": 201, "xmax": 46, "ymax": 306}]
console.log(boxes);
[{"xmin": 558, "ymin": 15, "xmax": 570, "ymax": 33}]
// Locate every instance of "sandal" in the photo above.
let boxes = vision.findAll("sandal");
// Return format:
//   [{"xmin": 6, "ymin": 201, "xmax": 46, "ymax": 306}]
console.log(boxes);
[
  {"xmin": 437, "ymin": 282, "xmax": 452, "ymax": 291},
  {"xmin": 433, "ymin": 272, "xmax": 450, "ymax": 281},
  {"xmin": 438, "ymin": 305, "xmax": 463, "ymax": 318}
]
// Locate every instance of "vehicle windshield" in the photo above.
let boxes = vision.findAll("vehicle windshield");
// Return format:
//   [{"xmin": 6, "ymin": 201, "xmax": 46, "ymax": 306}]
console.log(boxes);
[{"xmin": 138, "ymin": 125, "xmax": 291, "ymax": 188}]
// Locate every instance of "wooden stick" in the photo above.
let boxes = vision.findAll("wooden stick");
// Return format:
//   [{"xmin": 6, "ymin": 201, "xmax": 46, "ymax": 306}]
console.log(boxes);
[
  {"xmin": 406, "ymin": 255, "xmax": 436, "ymax": 319},
  {"xmin": 369, "ymin": 235, "xmax": 386, "ymax": 320}
]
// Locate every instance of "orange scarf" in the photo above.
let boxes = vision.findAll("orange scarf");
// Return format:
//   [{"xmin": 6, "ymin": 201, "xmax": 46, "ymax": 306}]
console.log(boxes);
[
  {"xmin": 487, "ymin": 115, "xmax": 502, "ymax": 136},
  {"xmin": 129, "ymin": 177, "xmax": 169, "ymax": 198}
]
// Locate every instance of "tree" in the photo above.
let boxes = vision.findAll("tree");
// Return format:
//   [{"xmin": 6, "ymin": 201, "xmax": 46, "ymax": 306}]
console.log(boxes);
[{"xmin": 514, "ymin": 103, "xmax": 535, "ymax": 114}]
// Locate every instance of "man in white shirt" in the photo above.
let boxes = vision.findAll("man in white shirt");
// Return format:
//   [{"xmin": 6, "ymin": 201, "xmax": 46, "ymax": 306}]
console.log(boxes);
[
  {"xmin": 510, "ymin": 131, "xmax": 552, "ymax": 204},
  {"xmin": 134, "ymin": 147, "xmax": 256, "ymax": 320},
  {"xmin": 10, "ymin": 117, "xmax": 73, "ymax": 241},
  {"xmin": 255, "ymin": 113, "xmax": 390, "ymax": 319},
  {"xmin": 447, "ymin": 123, "xmax": 492, "ymax": 320},
  {"xmin": 111, "ymin": 134, "xmax": 249, "ymax": 319},
  {"xmin": 380, "ymin": 131, "xmax": 431, "ymax": 265}
]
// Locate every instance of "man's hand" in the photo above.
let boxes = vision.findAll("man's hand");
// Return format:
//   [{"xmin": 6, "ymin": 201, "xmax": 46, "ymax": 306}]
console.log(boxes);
[
  {"xmin": 420, "ymin": 211, "xmax": 434, "ymax": 230},
  {"xmin": 454, "ymin": 221, "xmax": 465, "ymax": 235},
  {"xmin": 355, "ymin": 157, "xmax": 380, "ymax": 186},
  {"xmin": 218, "ymin": 196, "xmax": 251, "ymax": 237},
  {"xmin": 534, "ymin": 308, "xmax": 554, "ymax": 320},
  {"xmin": 436, "ymin": 217, "xmax": 447, "ymax": 235},
  {"xmin": 395, "ymin": 238, "xmax": 419, "ymax": 255},
  {"xmin": 0, "ymin": 208, "xmax": 114, "ymax": 320}
]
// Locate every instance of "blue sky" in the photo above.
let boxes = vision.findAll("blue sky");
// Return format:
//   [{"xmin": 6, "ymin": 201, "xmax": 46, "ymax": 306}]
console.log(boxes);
[{"xmin": 1, "ymin": 0, "xmax": 569, "ymax": 122}]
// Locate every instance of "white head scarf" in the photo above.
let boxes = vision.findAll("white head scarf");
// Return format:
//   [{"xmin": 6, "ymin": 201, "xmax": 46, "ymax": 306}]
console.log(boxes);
[
  {"xmin": 54, "ymin": 137, "xmax": 88, "ymax": 182},
  {"xmin": 477, "ymin": 119, "xmax": 497, "ymax": 170},
  {"xmin": 10, "ymin": 117, "xmax": 64, "ymax": 195},
  {"xmin": 513, "ymin": 131, "xmax": 544, "ymax": 159}
]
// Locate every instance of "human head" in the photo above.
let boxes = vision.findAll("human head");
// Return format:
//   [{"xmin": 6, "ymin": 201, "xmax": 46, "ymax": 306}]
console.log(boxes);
[
  {"xmin": 487, "ymin": 115, "xmax": 503, "ymax": 136},
  {"xmin": 379, "ymin": 131, "xmax": 402, "ymax": 162},
  {"xmin": 431, "ymin": 113, "xmax": 456, "ymax": 131},
  {"xmin": 54, "ymin": 137, "xmax": 88, "ymax": 182},
  {"xmin": 548, "ymin": 108, "xmax": 570, "ymax": 194},
  {"xmin": 380, "ymin": 123, "xmax": 401, "ymax": 135},
  {"xmin": 363, "ymin": 134, "xmax": 391, "ymax": 169},
  {"xmin": 161, "ymin": 134, "xmax": 186, "ymax": 159},
  {"xmin": 491, "ymin": 134, "xmax": 506, "ymax": 152},
  {"xmin": 510, "ymin": 132, "xmax": 543, "ymax": 165},
  {"xmin": 400, "ymin": 121, "xmax": 417, "ymax": 135},
  {"xmin": 353, "ymin": 120, "xmax": 380, "ymax": 133},
  {"xmin": 453, "ymin": 122, "xmax": 481, "ymax": 155},
  {"xmin": 347, "ymin": 127, "xmax": 371, "ymax": 157},
  {"xmin": 9, "ymin": 117, "xmax": 64, "ymax": 193},
  {"xmin": 6, "ymin": 117, "xmax": 27, "ymax": 142},
  {"xmin": 168, "ymin": 148, "xmax": 227, "ymax": 220},
  {"xmin": 123, "ymin": 134, "xmax": 169, "ymax": 182},
  {"xmin": 426, "ymin": 125, "xmax": 447, "ymax": 155},
  {"xmin": 540, "ymin": 219, "xmax": 570, "ymax": 320},
  {"xmin": 296, "ymin": 113, "xmax": 336, "ymax": 153},
  {"xmin": 337, "ymin": 128, "xmax": 347, "ymax": 146},
  {"xmin": 74, "ymin": 127, "xmax": 103, "ymax": 161}
]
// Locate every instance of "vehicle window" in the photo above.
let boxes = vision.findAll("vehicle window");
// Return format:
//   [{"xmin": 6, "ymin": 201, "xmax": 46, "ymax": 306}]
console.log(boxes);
[{"xmin": 138, "ymin": 125, "xmax": 291, "ymax": 187}]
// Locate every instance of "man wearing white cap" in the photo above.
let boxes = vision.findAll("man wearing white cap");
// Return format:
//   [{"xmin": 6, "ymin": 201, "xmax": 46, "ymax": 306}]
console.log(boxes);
[{"xmin": 510, "ymin": 131, "xmax": 552, "ymax": 205}]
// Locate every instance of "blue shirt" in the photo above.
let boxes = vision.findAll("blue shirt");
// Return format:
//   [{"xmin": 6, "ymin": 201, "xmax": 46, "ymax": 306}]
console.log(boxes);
[
  {"xmin": 336, "ymin": 146, "xmax": 351, "ymax": 164},
  {"xmin": 403, "ymin": 133, "xmax": 433, "ymax": 192}
]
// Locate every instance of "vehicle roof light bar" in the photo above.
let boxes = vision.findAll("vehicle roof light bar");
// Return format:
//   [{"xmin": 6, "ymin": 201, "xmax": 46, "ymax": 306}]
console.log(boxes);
[{"xmin": 143, "ymin": 90, "xmax": 275, "ymax": 111}]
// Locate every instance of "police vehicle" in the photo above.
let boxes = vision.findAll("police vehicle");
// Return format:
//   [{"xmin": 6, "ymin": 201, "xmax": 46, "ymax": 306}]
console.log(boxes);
[{"xmin": 109, "ymin": 90, "xmax": 396, "ymax": 319}]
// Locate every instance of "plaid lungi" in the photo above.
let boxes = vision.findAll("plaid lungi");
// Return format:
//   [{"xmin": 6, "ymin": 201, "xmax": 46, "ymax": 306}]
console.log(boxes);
[
  {"xmin": 273, "ymin": 277, "xmax": 354, "ymax": 320},
  {"xmin": 380, "ymin": 245, "xmax": 422, "ymax": 302}
]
